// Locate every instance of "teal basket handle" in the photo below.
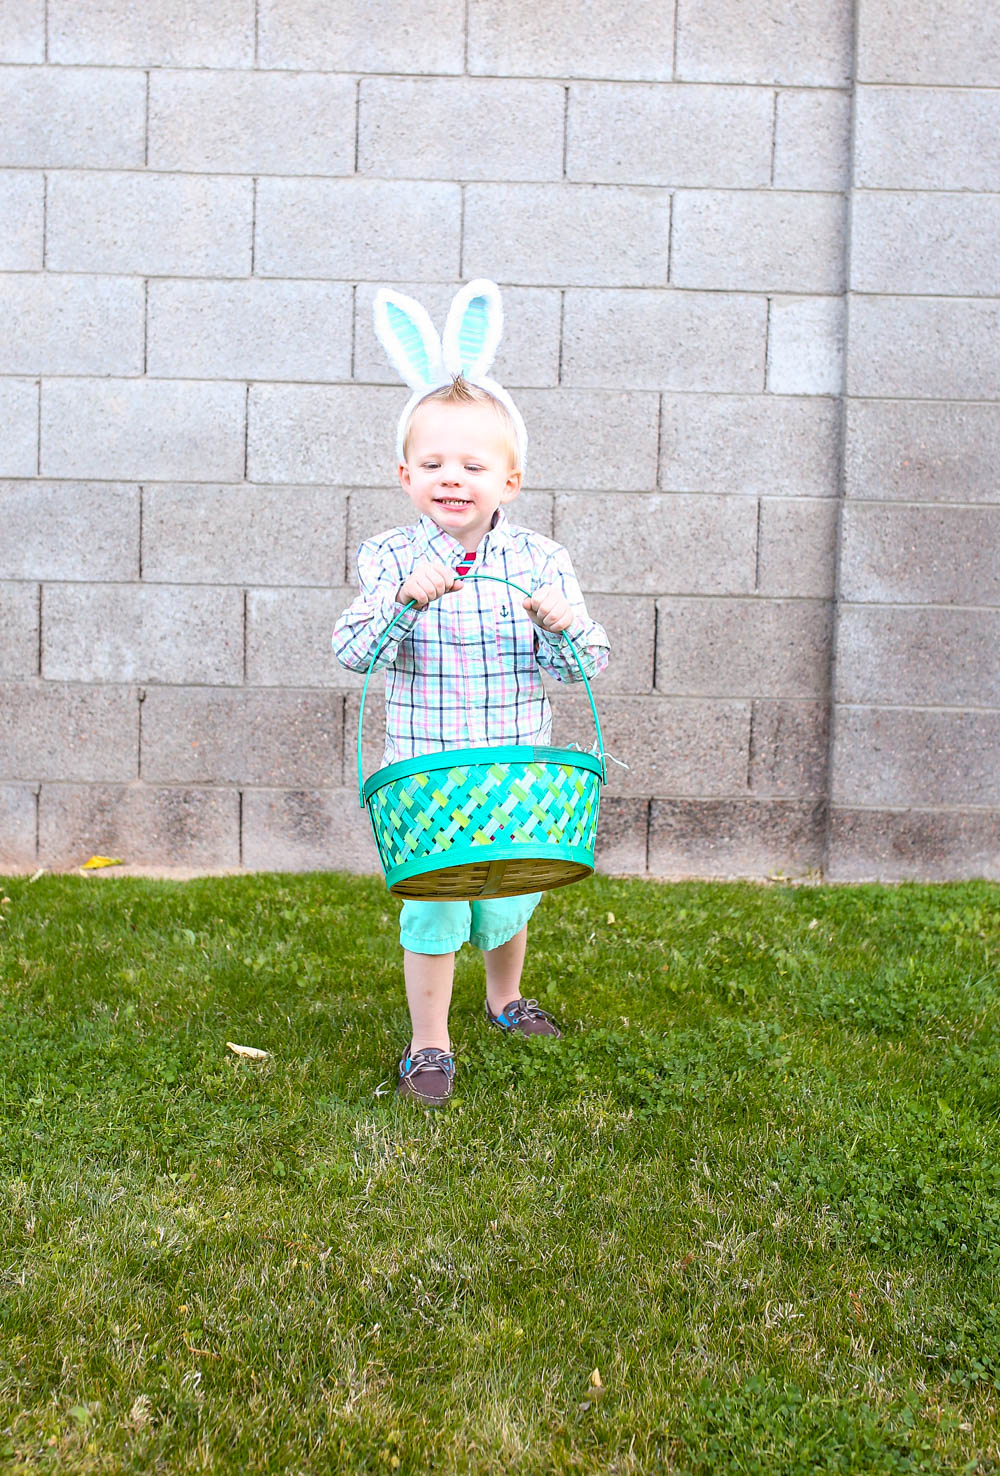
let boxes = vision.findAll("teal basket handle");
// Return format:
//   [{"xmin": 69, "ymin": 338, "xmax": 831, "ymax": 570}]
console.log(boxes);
[{"xmin": 356, "ymin": 570, "xmax": 606, "ymax": 806}]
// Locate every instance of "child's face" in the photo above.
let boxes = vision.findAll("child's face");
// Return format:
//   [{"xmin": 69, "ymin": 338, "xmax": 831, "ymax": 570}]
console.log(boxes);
[{"xmin": 399, "ymin": 400, "xmax": 522, "ymax": 548}]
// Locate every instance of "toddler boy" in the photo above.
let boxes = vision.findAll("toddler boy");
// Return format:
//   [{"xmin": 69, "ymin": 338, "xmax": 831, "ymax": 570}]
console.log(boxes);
[{"xmin": 333, "ymin": 286, "xmax": 609, "ymax": 1104}]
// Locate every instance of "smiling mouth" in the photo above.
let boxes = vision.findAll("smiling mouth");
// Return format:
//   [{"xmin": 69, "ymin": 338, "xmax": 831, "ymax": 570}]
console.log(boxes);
[{"xmin": 434, "ymin": 497, "xmax": 472, "ymax": 508}]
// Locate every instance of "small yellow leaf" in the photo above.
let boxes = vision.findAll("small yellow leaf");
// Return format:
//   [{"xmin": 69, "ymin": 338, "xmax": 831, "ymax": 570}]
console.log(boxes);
[
  {"xmin": 226, "ymin": 1041, "xmax": 269, "ymax": 1060},
  {"xmin": 606, "ymin": 912, "xmax": 615, "ymax": 924},
  {"xmin": 80, "ymin": 855, "xmax": 124, "ymax": 870},
  {"xmin": 589, "ymin": 1367, "xmax": 603, "ymax": 1388}
]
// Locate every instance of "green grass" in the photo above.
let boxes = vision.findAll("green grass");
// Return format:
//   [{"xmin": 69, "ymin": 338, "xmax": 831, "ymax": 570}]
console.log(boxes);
[{"xmin": 1, "ymin": 872, "xmax": 999, "ymax": 1474}]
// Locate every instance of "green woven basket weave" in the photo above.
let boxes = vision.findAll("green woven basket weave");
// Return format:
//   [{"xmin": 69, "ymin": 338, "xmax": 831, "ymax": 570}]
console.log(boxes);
[{"xmin": 358, "ymin": 573, "xmax": 606, "ymax": 901}]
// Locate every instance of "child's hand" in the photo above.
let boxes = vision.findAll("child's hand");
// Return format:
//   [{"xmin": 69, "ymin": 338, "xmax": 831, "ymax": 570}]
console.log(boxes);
[
  {"xmin": 397, "ymin": 562, "xmax": 461, "ymax": 608},
  {"xmin": 523, "ymin": 584, "xmax": 574, "ymax": 634}
]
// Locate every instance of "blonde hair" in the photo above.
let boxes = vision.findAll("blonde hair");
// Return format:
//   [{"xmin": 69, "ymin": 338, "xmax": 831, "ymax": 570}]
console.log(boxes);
[{"xmin": 402, "ymin": 377, "xmax": 521, "ymax": 471}]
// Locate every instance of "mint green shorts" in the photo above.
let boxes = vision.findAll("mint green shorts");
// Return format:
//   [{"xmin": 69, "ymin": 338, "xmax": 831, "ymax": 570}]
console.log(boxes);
[{"xmin": 399, "ymin": 893, "xmax": 542, "ymax": 955}]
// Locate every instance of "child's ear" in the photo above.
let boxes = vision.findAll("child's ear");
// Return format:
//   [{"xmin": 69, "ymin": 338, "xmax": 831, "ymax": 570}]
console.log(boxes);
[{"xmin": 501, "ymin": 470, "xmax": 522, "ymax": 502}]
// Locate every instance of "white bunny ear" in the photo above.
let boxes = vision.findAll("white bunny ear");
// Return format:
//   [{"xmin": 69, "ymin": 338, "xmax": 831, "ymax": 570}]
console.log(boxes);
[
  {"xmin": 373, "ymin": 288, "xmax": 444, "ymax": 390},
  {"xmin": 442, "ymin": 278, "xmax": 503, "ymax": 380}
]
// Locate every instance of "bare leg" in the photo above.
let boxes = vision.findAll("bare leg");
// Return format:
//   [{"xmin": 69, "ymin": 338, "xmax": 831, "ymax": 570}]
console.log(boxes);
[
  {"xmin": 403, "ymin": 949, "xmax": 455, "ymax": 1053},
  {"xmin": 483, "ymin": 925, "xmax": 528, "ymax": 1016}
]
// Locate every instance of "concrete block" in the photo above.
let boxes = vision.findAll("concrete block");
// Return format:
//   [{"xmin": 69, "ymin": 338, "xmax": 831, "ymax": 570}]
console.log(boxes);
[
  {"xmin": 756, "ymin": 498, "xmax": 838, "ymax": 598},
  {"xmin": 143, "ymin": 485, "xmax": 347, "ymax": 586},
  {"xmin": 835, "ymin": 606, "xmax": 1000, "ymax": 708},
  {"xmin": 0, "ymin": 171, "xmax": 44, "ymax": 269},
  {"xmin": 831, "ymin": 708, "xmax": 1000, "ymax": 809},
  {"xmin": 46, "ymin": 172, "xmax": 252, "ymax": 277},
  {"xmin": 555, "ymin": 493, "xmax": 757, "ymax": 595},
  {"xmin": 247, "ymin": 385, "xmax": 401, "ymax": 486},
  {"xmin": 346, "ymin": 490, "xmax": 555, "ymax": 569},
  {"xmin": 248, "ymin": 587, "xmax": 363, "ymax": 689},
  {"xmin": 847, "ymin": 297, "xmax": 1000, "ymax": 401},
  {"xmin": 149, "ymin": 69, "xmax": 355, "ymax": 175},
  {"xmin": 41, "ymin": 379, "xmax": 246, "ymax": 483},
  {"xmin": 856, "ymin": 86, "xmax": 1000, "ymax": 191},
  {"xmin": 42, "ymin": 585, "xmax": 243, "ymax": 684},
  {"xmin": 38, "ymin": 784, "xmax": 239, "ymax": 869},
  {"xmin": 856, "ymin": 0, "xmax": 1000, "ymax": 85},
  {"xmin": 242, "ymin": 788, "xmax": 380, "ymax": 874},
  {"xmin": 659, "ymin": 393, "xmax": 840, "ymax": 495},
  {"xmin": 464, "ymin": 185, "xmax": 669, "ymax": 288},
  {"xmin": 0, "ymin": 785, "xmax": 36, "ymax": 866},
  {"xmin": 562, "ymin": 290, "xmax": 766, "ymax": 393},
  {"xmin": 551, "ymin": 692, "xmax": 751, "ymax": 798},
  {"xmin": 0, "ymin": 380, "xmax": 39, "ymax": 477},
  {"xmin": 773, "ymin": 88, "xmax": 852, "ymax": 190},
  {"xmin": 0, "ymin": 583, "xmax": 38, "ymax": 678},
  {"xmin": 671, "ymin": 190, "xmax": 846, "ymax": 293},
  {"xmin": 49, "ymin": 0, "xmax": 254, "ymax": 66},
  {"xmin": 344, "ymin": 690, "xmax": 385, "ymax": 786},
  {"xmin": 749, "ymin": 700, "xmax": 829, "ymax": 798},
  {"xmin": 0, "ymin": 682, "xmax": 137, "ymax": 781},
  {"xmin": 257, "ymin": 0, "xmax": 464, "ymax": 74},
  {"xmin": 594, "ymin": 797, "xmax": 648, "ymax": 875},
  {"xmin": 142, "ymin": 687, "xmax": 342, "ymax": 786},
  {"xmin": 852, "ymin": 193, "xmax": 1000, "ymax": 297},
  {"xmin": 467, "ymin": 0, "xmax": 674, "ymax": 79},
  {"xmin": 519, "ymin": 391, "xmax": 660, "ymax": 491},
  {"xmin": 656, "ymin": 598, "xmax": 832, "ymax": 698},
  {"xmin": 675, "ymin": 0, "xmax": 852, "ymax": 85},
  {"xmin": 766, "ymin": 297, "xmax": 845, "ymax": 396},
  {"xmin": 0, "ymin": 0, "xmax": 44, "ymax": 61},
  {"xmin": 354, "ymin": 283, "xmax": 561, "ymax": 389},
  {"xmin": 255, "ymin": 179, "xmax": 460, "ymax": 281},
  {"xmin": 586, "ymin": 594, "xmax": 655, "ymax": 694},
  {"xmin": 839, "ymin": 504, "xmax": 1000, "ymax": 606},
  {"xmin": 0, "ymin": 65, "xmax": 145, "ymax": 167},
  {"xmin": 147, "ymin": 279, "xmax": 352, "ymax": 382},
  {"xmin": 566, "ymin": 82, "xmax": 772, "ymax": 187},
  {"xmin": 0, "ymin": 483, "xmax": 139, "ymax": 581},
  {"xmin": 827, "ymin": 808, "xmax": 1000, "ymax": 883},
  {"xmin": 0, "ymin": 275, "xmax": 144, "ymax": 376},
  {"xmin": 648, "ymin": 798, "xmax": 825, "ymax": 878},
  {"xmin": 844, "ymin": 399, "xmax": 1000, "ymax": 504},
  {"xmin": 359, "ymin": 78, "xmax": 564, "ymax": 181},
  {"xmin": 345, "ymin": 488, "xmax": 412, "ymax": 562}
]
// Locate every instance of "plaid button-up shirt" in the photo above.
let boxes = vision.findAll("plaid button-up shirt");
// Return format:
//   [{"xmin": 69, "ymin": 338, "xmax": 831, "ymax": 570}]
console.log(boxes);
[{"xmin": 332, "ymin": 509, "xmax": 610, "ymax": 764}]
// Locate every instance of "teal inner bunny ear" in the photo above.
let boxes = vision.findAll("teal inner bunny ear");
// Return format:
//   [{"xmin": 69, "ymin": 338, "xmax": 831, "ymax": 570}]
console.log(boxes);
[
  {"xmin": 387, "ymin": 301, "xmax": 435, "ymax": 384},
  {"xmin": 457, "ymin": 293, "xmax": 490, "ymax": 373}
]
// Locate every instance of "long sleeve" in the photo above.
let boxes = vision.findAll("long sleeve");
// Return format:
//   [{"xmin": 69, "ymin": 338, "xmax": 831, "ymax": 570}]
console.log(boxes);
[
  {"xmin": 530, "ymin": 543, "xmax": 610, "ymax": 683},
  {"xmin": 331, "ymin": 539, "xmax": 422, "ymax": 673}
]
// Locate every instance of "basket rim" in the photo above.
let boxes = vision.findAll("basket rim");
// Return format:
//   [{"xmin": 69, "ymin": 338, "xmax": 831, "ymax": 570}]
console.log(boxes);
[{"xmin": 362, "ymin": 743, "xmax": 604, "ymax": 804}]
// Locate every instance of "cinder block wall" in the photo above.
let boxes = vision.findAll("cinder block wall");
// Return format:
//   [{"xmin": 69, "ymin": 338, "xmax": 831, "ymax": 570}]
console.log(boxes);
[
  {"xmin": 827, "ymin": 2, "xmax": 1000, "ymax": 879},
  {"xmin": 0, "ymin": 0, "xmax": 996, "ymax": 880}
]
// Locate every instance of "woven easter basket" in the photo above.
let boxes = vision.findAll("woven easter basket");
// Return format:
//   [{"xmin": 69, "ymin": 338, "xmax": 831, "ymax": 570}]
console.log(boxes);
[{"xmin": 357, "ymin": 573, "xmax": 606, "ymax": 901}]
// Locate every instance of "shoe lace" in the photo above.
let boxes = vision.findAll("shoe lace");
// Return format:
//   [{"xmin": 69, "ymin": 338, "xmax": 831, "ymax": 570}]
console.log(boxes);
[
  {"xmin": 507, "ymin": 998, "xmax": 555, "ymax": 1025},
  {"xmin": 403, "ymin": 1046, "xmax": 454, "ymax": 1079}
]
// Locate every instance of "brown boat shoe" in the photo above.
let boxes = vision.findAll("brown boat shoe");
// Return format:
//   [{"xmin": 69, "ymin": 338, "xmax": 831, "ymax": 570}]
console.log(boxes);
[
  {"xmin": 397, "ymin": 1043, "xmax": 455, "ymax": 1105},
  {"xmin": 485, "ymin": 997, "xmax": 562, "ymax": 1037}
]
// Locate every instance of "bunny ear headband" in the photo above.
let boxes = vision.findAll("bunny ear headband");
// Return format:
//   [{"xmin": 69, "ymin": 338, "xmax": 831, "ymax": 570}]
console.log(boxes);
[{"xmin": 373, "ymin": 278, "xmax": 528, "ymax": 470}]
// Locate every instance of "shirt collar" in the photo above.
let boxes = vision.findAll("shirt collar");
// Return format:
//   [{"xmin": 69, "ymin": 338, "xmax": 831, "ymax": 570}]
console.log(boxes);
[{"xmin": 415, "ymin": 507, "xmax": 515, "ymax": 563}]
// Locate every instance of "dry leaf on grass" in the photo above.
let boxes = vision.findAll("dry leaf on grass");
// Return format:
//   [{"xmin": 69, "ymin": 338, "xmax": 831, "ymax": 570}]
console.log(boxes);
[
  {"xmin": 80, "ymin": 855, "xmax": 124, "ymax": 871},
  {"xmin": 226, "ymin": 1041, "xmax": 270, "ymax": 1060}
]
